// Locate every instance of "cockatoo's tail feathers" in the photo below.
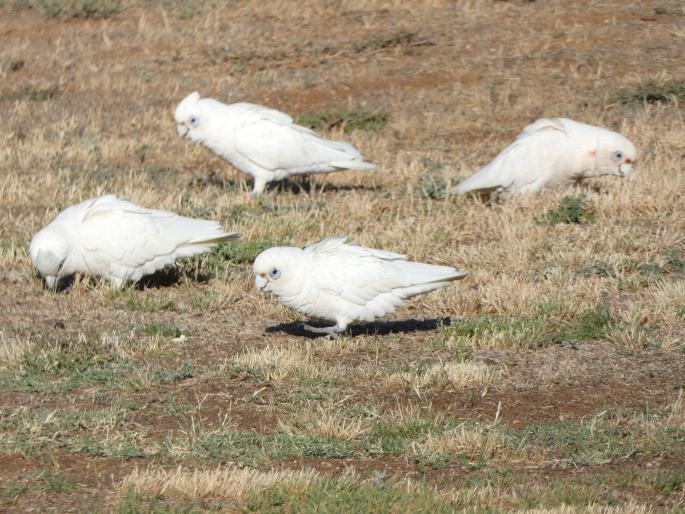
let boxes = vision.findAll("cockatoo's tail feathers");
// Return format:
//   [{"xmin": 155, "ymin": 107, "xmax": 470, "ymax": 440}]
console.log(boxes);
[
  {"xmin": 331, "ymin": 160, "xmax": 377, "ymax": 171},
  {"xmin": 187, "ymin": 231, "xmax": 240, "ymax": 245}
]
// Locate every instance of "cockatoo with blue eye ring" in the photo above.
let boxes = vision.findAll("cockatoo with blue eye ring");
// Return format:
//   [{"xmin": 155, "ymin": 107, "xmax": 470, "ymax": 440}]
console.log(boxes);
[
  {"xmin": 450, "ymin": 118, "xmax": 637, "ymax": 196},
  {"xmin": 174, "ymin": 92, "xmax": 377, "ymax": 195},
  {"xmin": 29, "ymin": 195, "xmax": 240, "ymax": 289},
  {"xmin": 253, "ymin": 237, "xmax": 468, "ymax": 337}
]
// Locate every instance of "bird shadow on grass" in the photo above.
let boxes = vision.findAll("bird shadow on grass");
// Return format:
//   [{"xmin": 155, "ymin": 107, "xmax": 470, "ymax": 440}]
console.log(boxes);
[
  {"xmin": 270, "ymin": 177, "xmax": 384, "ymax": 195},
  {"xmin": 46, "ymin": 267, "xmax": 212, "ymax": 292},
  {"xmin": 265, "ymin": 317, "xmax": 452, "ymax": 339},
  {"xmin": 135, "ymin": 267, "xmax": 213, "ymax": 289}
]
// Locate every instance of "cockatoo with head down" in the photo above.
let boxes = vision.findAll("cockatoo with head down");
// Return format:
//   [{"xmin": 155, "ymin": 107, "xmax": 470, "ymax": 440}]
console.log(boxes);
[
  {"xmin": 174, "ymin": 92, "xmax": 377, "ymax": 195},
  {"xmin": 450, "ymin": 118, "xmax": 637, "ymax": 196},
  {"xmin": 29, "ymin": 195, "xmax": 239, "ymax": 289},
  {"xmin": 253, "ymin": 237, "xmax": 468, "ymax": 337}
]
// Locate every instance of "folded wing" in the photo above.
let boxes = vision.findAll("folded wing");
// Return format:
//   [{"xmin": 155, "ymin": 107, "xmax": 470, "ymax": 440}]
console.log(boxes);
[
  {"xmin": 75, "ymin": 196, "xmax": 238, "ymax": 282},
  {"xmin": 453, "ymin": 118, "xmax": 569, "ymax": 194},
  {"xmin": 307, "ymin": 237, "xmax": 467, "ymax": 321},
  {"xmin": 232, "ymin": 104, "xmax": 376, "ymax": 174}
]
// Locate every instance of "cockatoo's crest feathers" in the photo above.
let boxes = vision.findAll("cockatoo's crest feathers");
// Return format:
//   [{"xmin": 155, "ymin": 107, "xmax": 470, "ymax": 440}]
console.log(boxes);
[
  {"xmin": 518, "ymin": 118, "xmax": 568, "ymax": 139},
  {"xmin": 174, "ymin": 91, "xmax": 201, "ymax": 121}
]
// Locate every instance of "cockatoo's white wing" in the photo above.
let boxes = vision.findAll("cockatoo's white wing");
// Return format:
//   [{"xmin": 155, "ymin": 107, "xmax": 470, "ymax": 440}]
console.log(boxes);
[
  {"xmin": 232, "ymin": 104, "xmax": 376, "ymax": 173},
  {"xmin": 305, "ymin": 237, "xmax": 467, "ymax": 321},
  {"xmin": 454, "ymin": 118, "xmax": 569, "ymax": 194},
  {"xmin": 72, "ymin": 196, "xmax": 237, "ymax": 282}
]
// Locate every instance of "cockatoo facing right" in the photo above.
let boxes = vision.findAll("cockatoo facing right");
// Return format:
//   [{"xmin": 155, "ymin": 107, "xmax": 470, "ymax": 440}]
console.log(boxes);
[
  {"xmin": 450, "ymin": 118, "xmax": 637, "ymax": 196},
  {"xmin": 174, "ymin": 92, "xmax": 376, "ymax": 195},
  {"xmin": 253, "ymin": 237, "xmax": 468, "ymax": 337}
]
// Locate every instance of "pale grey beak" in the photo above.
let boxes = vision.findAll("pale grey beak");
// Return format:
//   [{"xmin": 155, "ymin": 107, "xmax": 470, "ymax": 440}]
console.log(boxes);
[
  {"xmin": 177, "ymin": 124, "xmax": 189, "ymax": 137},
  {"xmin": 44, "ymin": 276, "xmax": 57, "ymax": 288},
  {"xmin": 618, "ymin": 163, "xmax": 632, "ymax": 176},
  {"xmin": 255, "ymin": 275, "xmax": 269, "ymax": 292}
]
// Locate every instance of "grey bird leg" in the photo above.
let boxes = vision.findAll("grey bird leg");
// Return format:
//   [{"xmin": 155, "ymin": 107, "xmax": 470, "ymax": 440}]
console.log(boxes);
[
  {"xmin": 301, "ymin": 322, "xmax": 346, "ymax": 339},
  {"xmin": 251, "ymin": 177, "xmax": 268, "ymax": 196}
]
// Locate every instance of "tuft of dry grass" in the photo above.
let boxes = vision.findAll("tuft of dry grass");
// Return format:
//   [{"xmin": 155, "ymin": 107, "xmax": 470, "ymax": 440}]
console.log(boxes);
[
  {"xmin": 229, "ymin": 344, "xmax": 337, "ymax": 382},
  {"xmin": 278, "ymin": 406, "xmax": 371, "ymax": 441},
  {"xmin": 119, "ymin": 465, "xmax": 316, "ymax": 503},
  {"xmin": 383, "ymin": 360, "xmax": 500, "ymax": 390},
  {"xmin": 413, "ymin": 423, "xmax": 503, "ymax": 462},
  {"xmin": 0, "ymin": 333, "xmax": 36, "ymax": 369}
]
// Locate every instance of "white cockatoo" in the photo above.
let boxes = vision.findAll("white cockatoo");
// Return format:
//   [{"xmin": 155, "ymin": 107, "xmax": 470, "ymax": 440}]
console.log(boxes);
[
  {"xmin": 450, "ymin": 118, "xmax": 637, "ymax": 196},
  {"xmin": 253, "ymin": 237, "xmax": 467, "ymax": 337},
  {"xmin": 29, "ymin": 195, "xmax": 240, "ymax": 288},
  {"xmin": 174, "ymin": 92, "xmax": 376, "ymax": 195}
]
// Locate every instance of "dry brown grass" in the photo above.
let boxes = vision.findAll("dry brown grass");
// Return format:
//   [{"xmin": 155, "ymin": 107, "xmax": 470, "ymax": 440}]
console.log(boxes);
[
  {"xmin": 119, "ymin": 465, "xmax": 316, "ymax": 502},
  {"xmin": 383, "ymin": 360, "xmax": 500, "ymax": 390},
  {"xmin": 1, "ymin": 0, "xmax": 684, "ymax": 511}
]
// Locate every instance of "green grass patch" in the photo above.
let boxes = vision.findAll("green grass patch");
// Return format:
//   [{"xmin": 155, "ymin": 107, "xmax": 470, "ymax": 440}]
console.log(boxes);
[
  {"xmin": 0, "ymin": 406, "xmax": 152, "ymax": 458},
  {"xmin": 649, "ymin": 469, "xmax": 685, "ymax": 495},
  {"xmin": 119, "ymin": 491, "xmax": 203, "ymax": 514},
  {"xmin": 153, "ymin": 363, "xmax": 194, "ymax": 384},
  {"xmin": 416, "ymin": 174, "xmax": 447, "ymax": 199},
  {"xmin": 295, "ymin": 107, "xmax": 388, "ymax": 133},
  {"xmin": 367, "ymin": 413, "xmax": 455, "ymax": 456},
  {"xmin": 203, "ymin": 239, "xmax": 281, "ymax": 268},
  {"xmin": 539, "ymin": 195, "xmax": 595, "ymax": 225},
  {"xmin": 244, "ymin": 475, "xmax": 454, "ymax": 514},
  {"xmin": 555, "ymin": 306, "xmax": 613, "ymax": 342},
  {"xmin": 439, "ymin": 304, "xmax": 612, "ymax": 349},
  {"xmin": 0, "ymin": 334, "xmax": 137, "ymax": 393},
  {"xmin": 351, "ymin": 30, "xmax": 434, "ymax": 54},
  {"xmin": 11, "ymin": 0, "xmax": 121, "ymax": 18},
  {"xmin": 108, "ymin": 288, "xmax": 176, "ymax": 312},
  {"xmin": 613, "ymin": 80, "xmax": 685, "ymax": 106},
  {"xmin": 641, "ymin": 250, "xmax": 685, "ymax": 276},
  {"xmin": 143, "ymin": 323, "xmax": 187, "ymax": 338},
  {"xmin": 505, "ymin": 406, "xmax": 684, "ymax": 467},
  {"xmin": 3, "ymin": 470, "xmax": 75, "ymax": 497},
  {"xmin": 0, "ymin": 84, "xmax": 59, "ymax": 102},
  {"xmin": 520, "ymin": 480, "xmax": 605, "ymax": 509}
]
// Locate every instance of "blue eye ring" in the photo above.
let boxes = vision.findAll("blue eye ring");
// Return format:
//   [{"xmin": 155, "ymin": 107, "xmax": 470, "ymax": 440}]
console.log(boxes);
[
  {"xmin": 189, "ymin": 116, "xmax": 199, "ymax": 128},
  {"xmin": 611, "ymin": 151, "xmax": 623, "ymax": 163},
  {"xmin": 269, "ymin": 268, "xmax": 281, "ymax": 280}
]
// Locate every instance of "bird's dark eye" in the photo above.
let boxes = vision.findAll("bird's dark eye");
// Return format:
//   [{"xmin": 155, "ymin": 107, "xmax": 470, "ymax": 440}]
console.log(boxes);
[
  {"xmin": 611, "ymin": 151, "xmax": 623, "ymax": 163},
  {"xmin": 189, "ymin": 116, "xmax": 199, "ymax": 128},
  {"xmin": 269, "ymin": 268, "xmax": 281, "ymax": 280}
]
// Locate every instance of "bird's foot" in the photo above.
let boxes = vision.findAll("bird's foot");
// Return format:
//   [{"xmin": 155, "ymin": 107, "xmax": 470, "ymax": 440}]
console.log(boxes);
[{"xmin": 301, "ymin": 323, "xmax": 344, "ymax": 339}]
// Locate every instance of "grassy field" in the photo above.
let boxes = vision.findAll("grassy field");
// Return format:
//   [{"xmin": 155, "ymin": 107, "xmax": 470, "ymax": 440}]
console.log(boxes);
[{"xmin": 1, "ymin": 0, "xmax": 684, "ymax": 512}]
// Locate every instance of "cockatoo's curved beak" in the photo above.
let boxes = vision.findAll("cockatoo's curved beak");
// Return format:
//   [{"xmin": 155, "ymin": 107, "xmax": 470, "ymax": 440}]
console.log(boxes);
[
  {"xmin": 44, "ymin": 276, "xmax": 57, "ymax": 288},
  {"xmin": 177, "ymin": 124, "xmax": 189, "ymax": 137},
  {"xmin": 255, "ymin": 274, "xmax": 270, "ymax": 292},
  {"xmin": 618, "ymin": 162, "xmax": 632, "ymax": 176}
]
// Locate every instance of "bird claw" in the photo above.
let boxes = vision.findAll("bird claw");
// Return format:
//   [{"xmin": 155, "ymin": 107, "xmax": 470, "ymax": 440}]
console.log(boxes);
[{"xmin": 301, "ymin": 323, "xmax": 342, "ymax": 339}]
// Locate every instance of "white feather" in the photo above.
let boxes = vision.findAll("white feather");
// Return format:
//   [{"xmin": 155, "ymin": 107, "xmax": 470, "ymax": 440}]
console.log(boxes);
[
  {"xmin": 174, "ymin": 93, "xmax": 376, "ymax": 195},
  {"xmin": 29, "ymin": 195, "xmax": 239, "ymax": 287},
  {"xmin": 452, "ymin": 118, "xmax": 637, "ymax": 196},
  {"xmin": 253, "ymin": 237, "xmax": 467, "ymax": 332}
]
